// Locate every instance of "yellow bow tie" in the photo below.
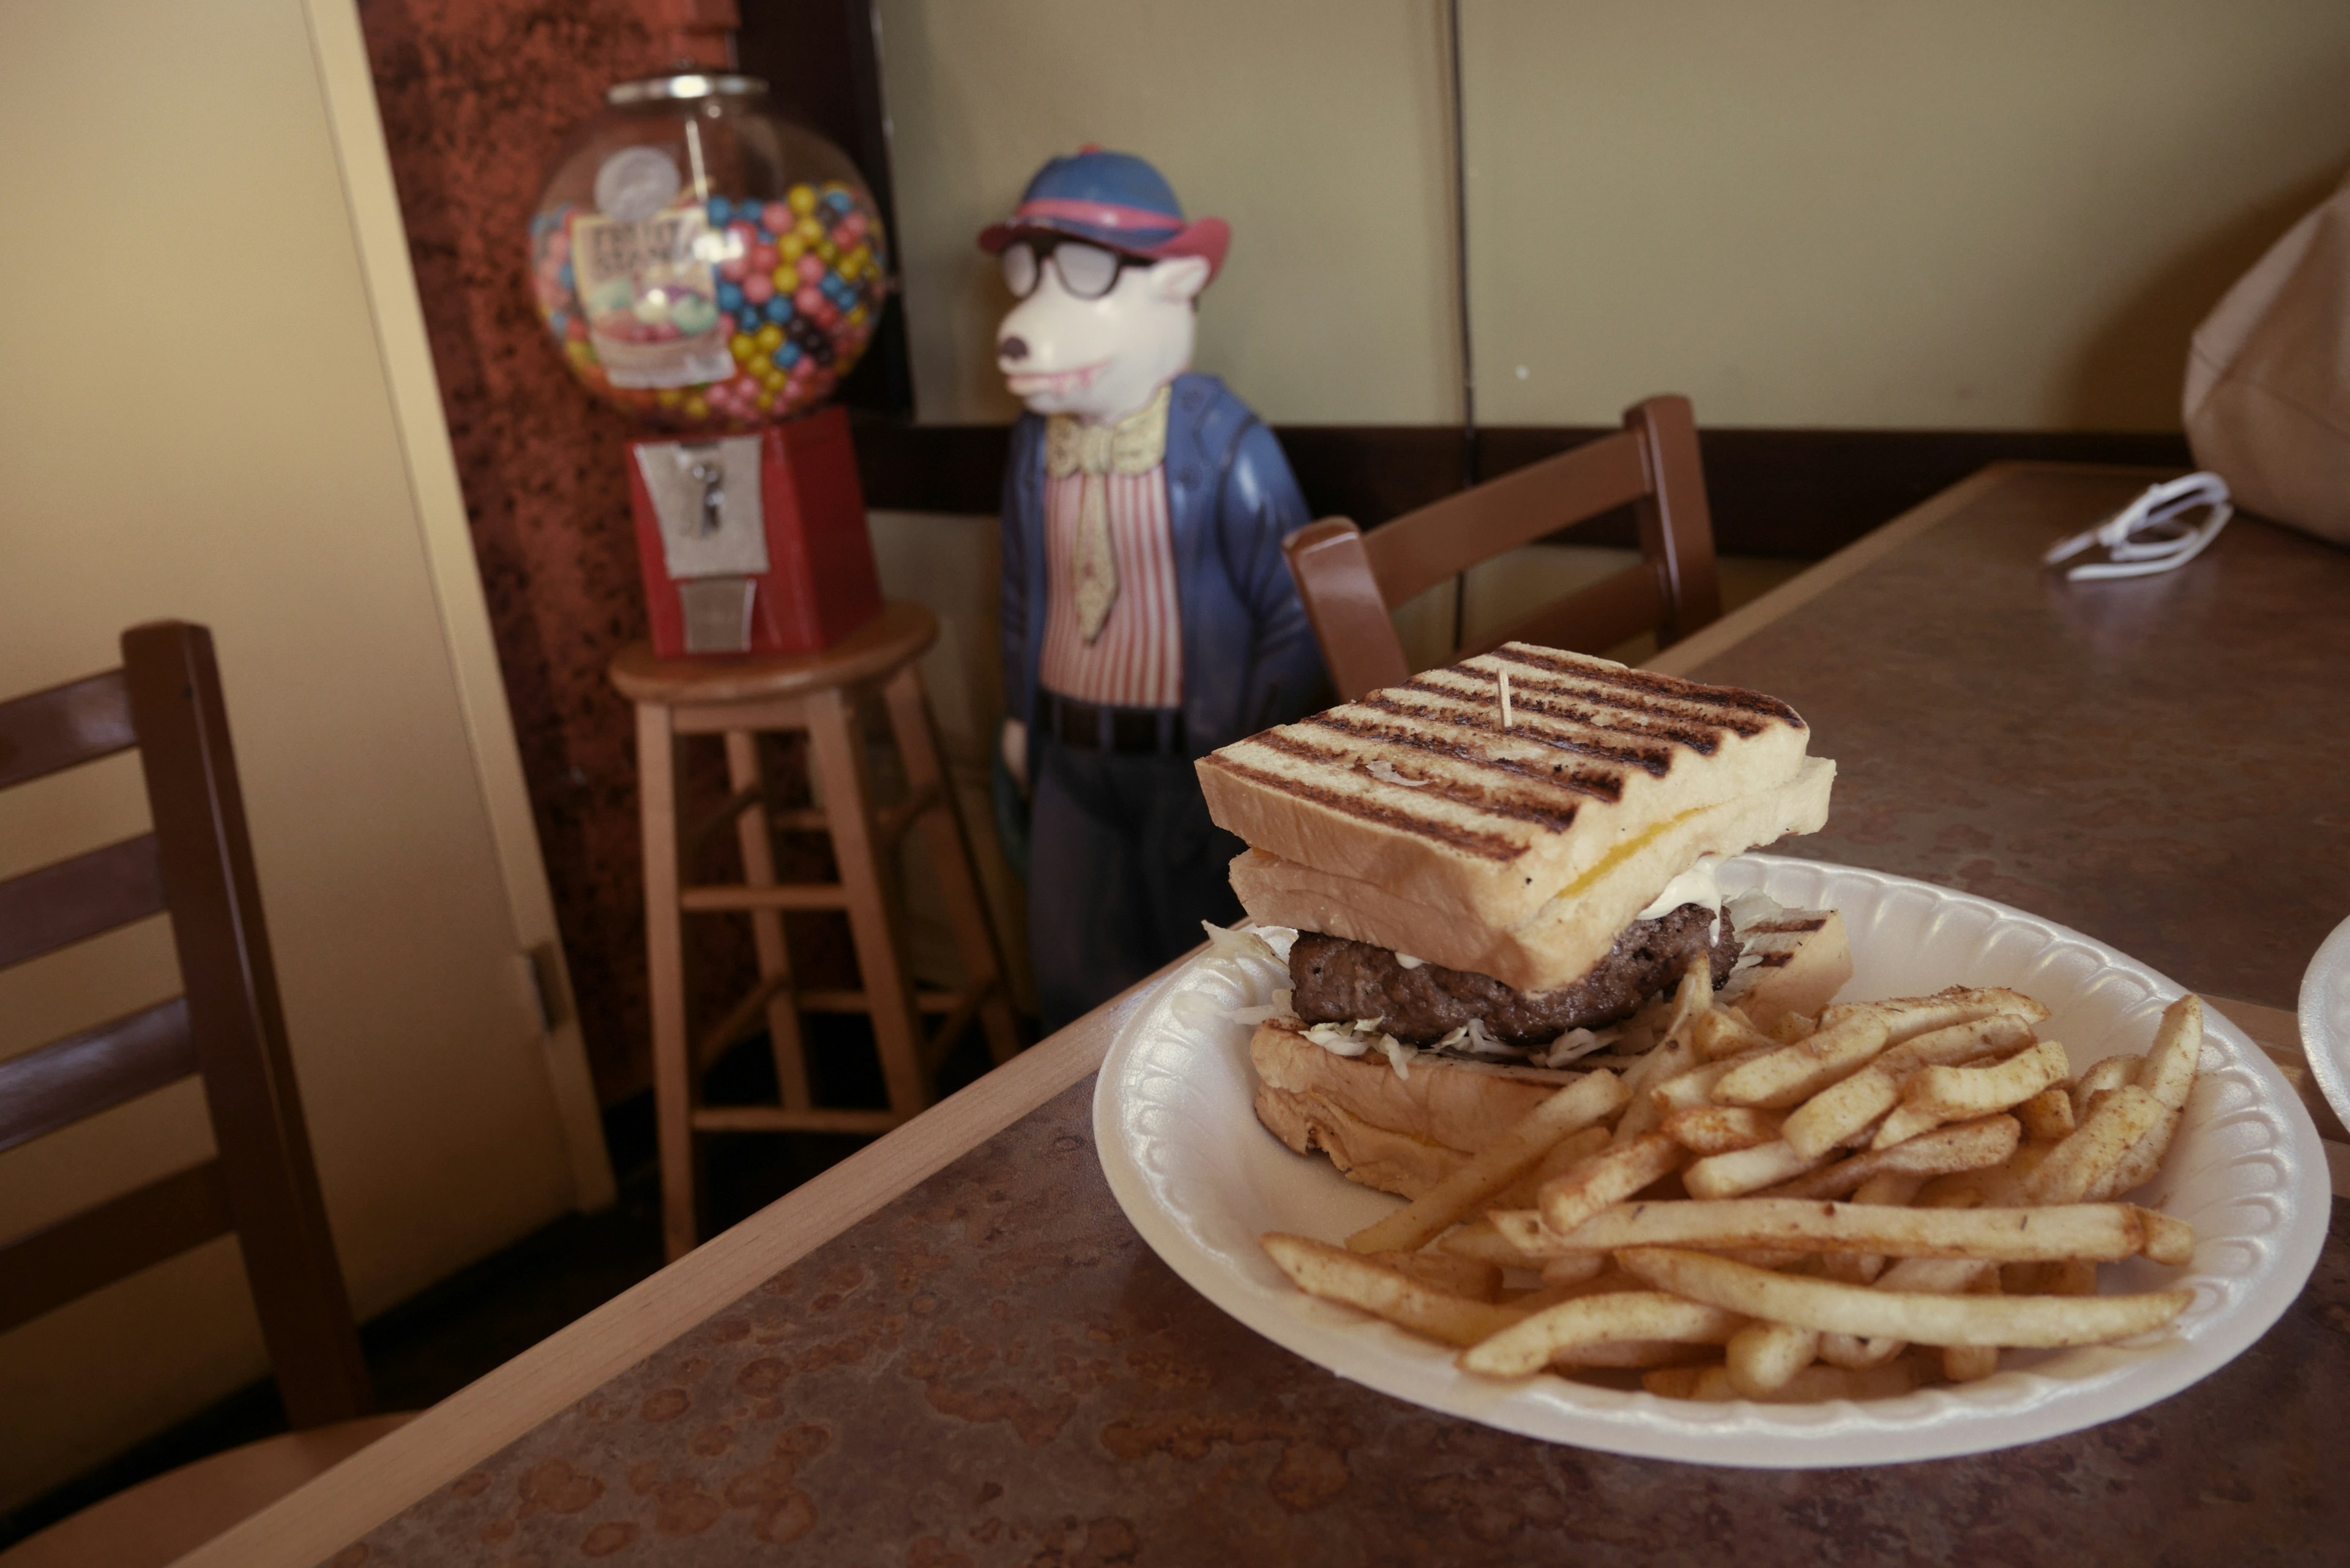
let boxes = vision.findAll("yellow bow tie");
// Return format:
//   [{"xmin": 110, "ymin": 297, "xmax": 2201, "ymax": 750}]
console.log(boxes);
[{"xmin": 1045, "ymin": 384, "xmax": 1171, "ymax": 641}]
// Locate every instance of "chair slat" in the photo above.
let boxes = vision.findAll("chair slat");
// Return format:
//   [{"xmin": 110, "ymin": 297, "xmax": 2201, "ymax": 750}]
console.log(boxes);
[
  {"xmin": 0, "ymin": 1161, "xmax": 231, "ymax": 1336},
  {"xmin": 0, "ymin": 669, "xmax": 135, "ymax": 790},
  {"xmin": 0, "ymin": 834, "xmax": 166, "ymax": 972},
  {"xmin": 1284, "ymin": 520, "xmax": 1414, "ymax": 703},
  {"xmin": 1363, "ymin": 431, "xmax": 1652, "ymax": 606},
  {"xmin": 0, "ymin": 997, "xmax": 196, "ymax": 1157},
  {"xmin": 1468, "ymin": 565, "xmax": 1666, "ymax": 660}
]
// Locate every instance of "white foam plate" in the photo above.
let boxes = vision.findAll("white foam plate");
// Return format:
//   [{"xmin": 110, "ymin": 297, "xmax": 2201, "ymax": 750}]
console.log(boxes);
[
  {"xmin": 2299, "ymin": 911, "xmax": 2350, "ymax": 1155},
  {"xmin": 1093, "ymin": 854, "xmax": 2330, "ymax": 1468}
]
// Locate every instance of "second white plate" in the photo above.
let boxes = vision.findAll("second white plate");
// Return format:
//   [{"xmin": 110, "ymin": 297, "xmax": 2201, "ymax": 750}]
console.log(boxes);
[{"xmin": 1093, "ymin": 854, "xmax": 2331, "ymax": 1468}]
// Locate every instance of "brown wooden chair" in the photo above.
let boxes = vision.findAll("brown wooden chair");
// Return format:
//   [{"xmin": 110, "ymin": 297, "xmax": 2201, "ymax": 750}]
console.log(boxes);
[
  {"xmin": 0, "ymin": 622, "xmax": 408, "ymax": 1568},
  {"xmin": 1284, "ymin": 394, "xmax": 1723, "ymax": 700}
]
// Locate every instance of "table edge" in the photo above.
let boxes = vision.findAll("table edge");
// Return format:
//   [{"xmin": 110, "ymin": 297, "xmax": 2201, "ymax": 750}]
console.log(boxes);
[{"xmin": 169, "ymin": 960, "xmax": 1181, "ymax": 1568}]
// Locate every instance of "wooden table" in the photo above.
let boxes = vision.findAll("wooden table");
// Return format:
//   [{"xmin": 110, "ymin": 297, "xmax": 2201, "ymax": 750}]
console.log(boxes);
[{"xmin": 189, "ymin": 465, "xmax": 2350, "ymax": 1568}]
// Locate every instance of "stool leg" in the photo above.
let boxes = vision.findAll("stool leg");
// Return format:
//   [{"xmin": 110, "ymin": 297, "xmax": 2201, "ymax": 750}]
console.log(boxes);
[
  {"xmin": 723, "ymin": 729, "xmax": 812, "ymax": 1110},
  {"xmin": 881, "ymin": 665, "xmax": 1022, "ymax": 1067},
  {"xmin": 804, "ymin": 685, "xmax": 928, "ymax": 1121},
  {"xmin": 636, "ymin": 703, "xmax": 698, "ymax": 1260}
]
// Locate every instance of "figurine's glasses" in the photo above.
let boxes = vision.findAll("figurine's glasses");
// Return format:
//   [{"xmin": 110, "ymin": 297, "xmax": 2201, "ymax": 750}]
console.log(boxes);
[{"xmin": 1001, "ymin": 237, "xmax": 1140, "ymax": 301}]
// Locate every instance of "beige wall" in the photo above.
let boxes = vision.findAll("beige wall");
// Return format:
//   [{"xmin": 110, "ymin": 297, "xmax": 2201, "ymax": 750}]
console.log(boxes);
[
  {"xmin": 879, "ymin": 0, "xmax": 2350, "ymax": 430},
  {"xmin": 0, "ymin": 0, "xmax": 605, "ymax": 1509}
]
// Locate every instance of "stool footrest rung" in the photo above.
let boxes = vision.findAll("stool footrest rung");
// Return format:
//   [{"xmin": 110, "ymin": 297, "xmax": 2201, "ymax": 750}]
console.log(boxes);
[
  {"xmin": 797, "ymin": 987, "xmax": 964, "ymax": 1014},
  {"xmin": 690, "ymin": 1106, "xmax": 903, "ymax": 1135},
  {"xmin": 681, "ymin": 883, "xmax": 848, "ymax": 913}
]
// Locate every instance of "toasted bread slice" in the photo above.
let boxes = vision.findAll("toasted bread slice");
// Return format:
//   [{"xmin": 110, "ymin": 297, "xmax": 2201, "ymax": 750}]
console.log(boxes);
[
  {"xmin": 1720, "ymin": 909, "xmax": 1852, "ymax": 1028},
  {"xmin": 1231, "ymin": 756, "xmax": 1834, "ymax": 992},
  {"xmin": 1197, "ymin": 644, "xmax": 1815, "ymax": 931}
]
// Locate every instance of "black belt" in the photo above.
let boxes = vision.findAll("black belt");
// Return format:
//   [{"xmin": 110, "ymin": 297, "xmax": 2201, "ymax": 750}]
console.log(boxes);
[{"xmin": 1039, "ymin": 691, "xmax": 1186, "ymax": 755}]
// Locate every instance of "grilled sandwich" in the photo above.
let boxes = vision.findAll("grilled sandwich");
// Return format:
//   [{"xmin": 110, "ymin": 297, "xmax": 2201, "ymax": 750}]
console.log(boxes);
[{"xmin": 1201, "ymin": 643, "xmax": 1851, "ymax": 1198}]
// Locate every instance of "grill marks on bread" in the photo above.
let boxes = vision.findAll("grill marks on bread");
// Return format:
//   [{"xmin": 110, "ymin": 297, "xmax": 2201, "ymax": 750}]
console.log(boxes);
[{"xmin": 1198, "ymin": 645, "xmax": 1810, "ymax": 868}]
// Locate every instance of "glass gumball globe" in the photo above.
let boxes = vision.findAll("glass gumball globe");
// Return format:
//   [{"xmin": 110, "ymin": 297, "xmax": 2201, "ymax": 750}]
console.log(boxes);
[{"xmin": 530, "ymin": 73, "xmax": 889, "ymax": 432}]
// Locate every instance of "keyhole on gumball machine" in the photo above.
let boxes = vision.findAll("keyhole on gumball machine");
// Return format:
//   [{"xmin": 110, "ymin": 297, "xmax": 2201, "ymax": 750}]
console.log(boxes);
[{"xmin": 684, "ymin": 447, "xmax": 725, "ymax": 537}]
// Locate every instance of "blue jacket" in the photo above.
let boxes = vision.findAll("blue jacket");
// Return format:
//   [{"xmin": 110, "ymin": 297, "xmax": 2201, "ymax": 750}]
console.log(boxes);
[{"xmin": 1001, "ymin": 373, "xmax": 1326, "ymax": 774}]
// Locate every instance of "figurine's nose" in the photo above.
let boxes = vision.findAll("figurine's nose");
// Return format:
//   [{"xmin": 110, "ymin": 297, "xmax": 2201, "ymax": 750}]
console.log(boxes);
[{"xmin": 998, "ymin": 335, "xmax": 1029, "ymax": 363}]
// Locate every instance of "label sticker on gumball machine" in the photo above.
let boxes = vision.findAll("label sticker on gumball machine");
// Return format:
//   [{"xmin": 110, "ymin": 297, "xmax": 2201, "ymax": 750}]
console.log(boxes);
[{"xmin": 571, "ymin": 204, "xmax": 734, "ymax": 389}]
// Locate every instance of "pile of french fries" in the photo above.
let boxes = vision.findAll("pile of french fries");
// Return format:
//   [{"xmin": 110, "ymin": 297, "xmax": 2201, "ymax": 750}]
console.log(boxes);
[{"xmin": 1262, "ymin": 967, "xmax": 2207, "ymax": 1402}]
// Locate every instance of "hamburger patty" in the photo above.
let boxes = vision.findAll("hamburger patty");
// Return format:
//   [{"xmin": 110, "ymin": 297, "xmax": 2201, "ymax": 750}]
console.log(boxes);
[{"xmin": 1289, "ymin": 904, "xmax": 1739, "ymax": 1046}]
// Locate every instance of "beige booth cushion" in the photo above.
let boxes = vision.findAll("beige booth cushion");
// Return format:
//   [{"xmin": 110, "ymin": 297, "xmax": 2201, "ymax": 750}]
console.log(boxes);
[{"xmin": 0, "ymin": 1413, "xmax": 413, "ymax": 1568}]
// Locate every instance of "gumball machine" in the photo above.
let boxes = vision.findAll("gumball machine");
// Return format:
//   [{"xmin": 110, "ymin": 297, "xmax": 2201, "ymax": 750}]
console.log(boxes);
[{"xmin": 531, "ymin": 72, "xmax": 888, "ymax": 656}]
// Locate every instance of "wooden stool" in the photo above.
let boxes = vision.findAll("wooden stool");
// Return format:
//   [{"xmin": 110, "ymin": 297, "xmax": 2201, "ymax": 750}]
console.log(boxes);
[{"xmin": 610, "ymin": 602, "xmax": 1021, "ymax": 1258}]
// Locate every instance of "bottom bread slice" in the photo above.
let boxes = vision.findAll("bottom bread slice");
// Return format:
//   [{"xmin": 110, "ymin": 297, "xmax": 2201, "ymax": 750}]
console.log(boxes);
[{"xmin": 1248, "ymin": 1020, "xmax": 1576, "ymax": 1198}]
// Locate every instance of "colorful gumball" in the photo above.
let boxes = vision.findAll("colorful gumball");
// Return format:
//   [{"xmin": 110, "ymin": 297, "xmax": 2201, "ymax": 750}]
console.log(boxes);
[{"xmin": 531, "ymin": 80, "xmax": 892, "ymax": 433}]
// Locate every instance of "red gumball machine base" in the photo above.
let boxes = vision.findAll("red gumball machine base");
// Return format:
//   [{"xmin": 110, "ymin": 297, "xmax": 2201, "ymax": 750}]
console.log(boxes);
[{"xmin": 627, "ymin": 407, "xmax": 884, "ymax": 659}]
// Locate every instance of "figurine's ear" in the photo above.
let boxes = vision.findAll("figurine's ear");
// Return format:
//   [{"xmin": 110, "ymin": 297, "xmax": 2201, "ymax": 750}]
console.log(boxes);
[{"xmin": 1145, "ymin": 255, "xmax": 1212, "ymax": 305}]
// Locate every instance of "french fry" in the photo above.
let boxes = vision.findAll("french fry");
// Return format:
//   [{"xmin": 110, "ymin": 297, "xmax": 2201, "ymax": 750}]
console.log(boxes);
[
  {"xmin": 1376, "ymin": 1249, "xmax": 1503, "ymax": 1301},
  {"xmin": 1711, "ymin": 1011, "xmax": 1894, "ymax": 1110},
  {"xmin": 1818, "ymin": 1333, "xmax": 1905, "ymax": 1370},
  {"xmin": 1684, "ymin": 1139, "xmax": 1835, "ymax": 1200},
  {"xmin": 1875, "ymin": 1256, "xmax": 1997, "ymax": 1293},
  {"xmin": 1653, "ymin": 1051, "xmax": 1770, "ymax": 1114},
  {"xmin": 1435, "ymin": 1216, "xmax": 1532, "ymax": 1267},
  {"xmin": 1942, "ymin": 1343, "xmax": 2001, "ymax": 1382},
  {"xmin": 1695, "ymin": 1006, "xmax": 1778, "ymax": 1061},
  {"xmin": 1612, "ymin": 961, "xmax": 1712, "ymax": 1144},
  {"xmin": 1537, "ymin": 1253, "xmax": 1610, "ymax": 1287},
  {"xmin": 1780, "ymin": 1014, "xmax": 2040, "ymax": 1158},
  {"xmin": 2021, "ymin": 1085, "xmax": 2168, "ymax": 1206},
  {"xmin": 1665, "ymin": 1362, "xmax": 1920, "ymax": 1402},
  {"xmin": 1851, "ymin": 1173, "xmax": 1925, "ymax": 1207},
  {"xmin": 1941, "ymin": 1271, "xmax": 2004, "ymax": 1381},
  {"xmin": 2001, "ymin": 1258, "xmax": 2098, "ymax": 1297},
  {"xmin": 1770, "ymin": 1012, "xmax": 1818, "ymax": 1045},
  {"xmin": 2133, "ymin": 1206, "xmax": 2196, "ymax": 1267},
  {"xmin": 2070, "ymin": 1055, "xmax": 2136, "ymax": 1121},
  {"xmin": 1726, "ymin": 1321, "xmax": 1821, "ymax": 1396},
  {"xmin": 2015, "ymin": 1086, "xmax": 2076, "ymax": 1142},
  {"xmin": 2139, "ymin": 995, "xmax": 2204, "ymax": 1113},
  {"xmin": 1347, "ymin": 1069, "xmax": 1626, "ymax": 1255},
  {"xmin": 1528, "ymin": 1197, "xmax": 2165, "ymax": 1263},
  {"xmin": 1555, "ymin": 1338, "xmax": 1724, "ymax": 1370},
  {"xmin": 1263, "ymin": 1234, "xmax": 1524, "ymax": 1346},
  {"xmin": 1870, "ymin": 1039, "xmax": 2069, "ymax": 1150},
  {"xmin": 1760, "ymin": 1116, "xmax": 2021, "ymax": 1201},
  {"xmin": 1643, "ymin": 1365, "xmax": 1713, "ymax": 1398},
  {"xmin": 1617, "ymin": 1247, "xmax": 2192, "ymax": 1347},
  {"xmin": 1663, "ymin": 1104, "xmax": 1785, "ymax": 1155},
  {"xmin": 1537, "ymin": 1132, "xmax": 1685, "ymax": 1237},
  {"xmin": 1972, "ymin": 1139, "xmax": 2056, "ymax": 1206},
  {"xmin": 1829, "ymin": 988, "xmax": 2050, "ymax": 1034},
  {"xmin": 1458, "ymin": 1290, "xmax": 1745, "ymax": 1376},
  {"xmin": 2088, "ymin": 1109, "xmax": 2183, "ymax": 1202},
  {"xmin": 1490, "ymin": 1125, "xmax": 1613, "ymax": 1211}
]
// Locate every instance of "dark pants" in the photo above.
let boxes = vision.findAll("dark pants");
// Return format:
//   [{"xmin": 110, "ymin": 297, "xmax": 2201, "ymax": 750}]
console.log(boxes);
[{"xmin": 1029, "ymin": 734, "xmax": 1244, "ymax": 1032}]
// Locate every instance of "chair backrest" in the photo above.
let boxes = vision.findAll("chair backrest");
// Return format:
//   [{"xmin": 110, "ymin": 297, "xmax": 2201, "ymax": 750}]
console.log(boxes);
[
  {"xmin": 0, "ymin": 621, "xmax": 371, "ymax": 1428},
  {"xmin": 1284, "ymin": 394, "xmax": 1723, "ymax": 701}
]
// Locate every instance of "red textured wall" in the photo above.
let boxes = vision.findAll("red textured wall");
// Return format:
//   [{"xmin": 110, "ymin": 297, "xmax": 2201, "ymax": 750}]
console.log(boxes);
[{"xmin": 359, "ymin": 0, "xmax": 714, "ymax": 1102}]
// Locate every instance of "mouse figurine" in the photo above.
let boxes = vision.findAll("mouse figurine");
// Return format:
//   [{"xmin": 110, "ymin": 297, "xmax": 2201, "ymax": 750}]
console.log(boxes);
[{"xmin": 982, "ymin": 148, "xmax": 1324, "ymax": 1029}]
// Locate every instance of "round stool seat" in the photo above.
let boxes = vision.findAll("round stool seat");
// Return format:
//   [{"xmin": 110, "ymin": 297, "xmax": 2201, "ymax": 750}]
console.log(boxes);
[{"xmin": 608, "ymin": 601, "xmax": 938, "ymax": 706}]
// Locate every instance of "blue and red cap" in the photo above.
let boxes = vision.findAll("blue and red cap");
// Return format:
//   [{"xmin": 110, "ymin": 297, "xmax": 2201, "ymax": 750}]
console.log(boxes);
[{"xmin": 977, "ymin": 147, "xmax": 1229, "ymax": 279}]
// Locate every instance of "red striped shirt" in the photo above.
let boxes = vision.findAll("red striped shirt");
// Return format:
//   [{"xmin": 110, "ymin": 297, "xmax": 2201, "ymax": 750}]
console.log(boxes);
[{"xmin": 1037, "ymin": 464, "xmax": 1184, "ymax": 710}]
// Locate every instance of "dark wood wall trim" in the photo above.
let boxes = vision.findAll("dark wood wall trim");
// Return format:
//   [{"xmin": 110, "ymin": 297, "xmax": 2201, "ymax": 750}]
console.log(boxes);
[{"xmin": 850, "ymin": 420, "xmax": 2191, "ymax": 561}]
